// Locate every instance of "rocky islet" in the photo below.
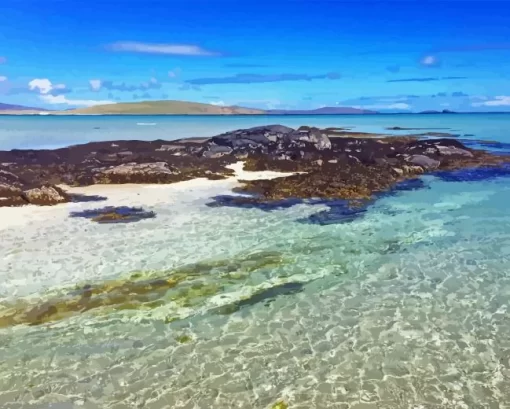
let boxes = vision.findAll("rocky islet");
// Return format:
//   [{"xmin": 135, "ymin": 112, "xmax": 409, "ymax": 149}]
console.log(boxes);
[{"xmin": 0, "ymin": 124, "xmax": 508, "ymax": 207}]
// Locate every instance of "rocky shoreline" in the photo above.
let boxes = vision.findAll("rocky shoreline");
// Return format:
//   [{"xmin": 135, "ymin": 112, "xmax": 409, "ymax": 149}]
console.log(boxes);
[{"xmin": 0, "ymin": 124, "xmax": 508, "ymax": 207}]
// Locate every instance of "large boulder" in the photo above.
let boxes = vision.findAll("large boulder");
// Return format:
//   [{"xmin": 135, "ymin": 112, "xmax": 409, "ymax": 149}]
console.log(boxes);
[
  {"xmin": 211, "ymin": 125, "xmax": 295, "ymax": 150},
  {"xmin": 22, "ymin": 185, "xmax": 70, "ymax": 206},
  {"xmin": 202, "ymin": 145, "xmax": 233, "ymax": 158},
  {"xmin": 284, "ymin": 127, "xmax": 332, "ymax": 150},
  {"xmin": 94, "ymin": 162, "xmax": 181, "ymax": 183},
  {"xmin": 408, "ymin": 154, "xmax": 440, "ymax": 169}
]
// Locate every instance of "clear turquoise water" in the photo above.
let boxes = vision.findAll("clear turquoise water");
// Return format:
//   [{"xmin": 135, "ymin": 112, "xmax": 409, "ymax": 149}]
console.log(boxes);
[{"xmin": 1, "ymin": 114, "xmax": 510, "ymax": 408}]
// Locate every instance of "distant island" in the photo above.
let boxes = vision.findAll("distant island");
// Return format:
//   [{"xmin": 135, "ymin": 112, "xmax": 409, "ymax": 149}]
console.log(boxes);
[
  {"xmin": 0, "ymin": 100, "xmax": 378, "ymax": 115},
  {"xmin": 418, "ymin": 109, "xmax": 458, "ymax": 114},
  {"xmin": 266, "ymin": 107, "xmax": 377, "ymax": 115},
  {"xmin": 0, "ymin": 100, "xmax": 504, "ymax": 116},
  {"xmin": 0, "ymin": 100, "xmax": 264, "ymax": 115}
]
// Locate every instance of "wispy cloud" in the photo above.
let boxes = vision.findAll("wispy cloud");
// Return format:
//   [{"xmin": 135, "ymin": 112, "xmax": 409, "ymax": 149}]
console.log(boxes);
[
  {"xmin": 420, "ymin": 55, "xmax": 441, "ymax": 67},
  {"xmin": 40, "ymin": 94, "xmax": 115, "ymax": 107},
  {"xmin": 132, "ymin": 92, "xmax": 153, "ymax": 100},
  {"xmin": 178, "ymin": 83, "xmax": 201, "ymax": 91},
  {"xmin": 0, "ymin": 76, "xmax": 7, "ymax": 82},
  {"xmin": 187, "ymin": 72, "xmax": 341, "ymax": 85},
  {"xmin": 168, "ymin": 67, "xmax": 181, "ymax": 78},
  {"xmin": 0, "ymin": 57, "xmax": 6, "ymax": 64},
  {"xmin": 89, "ymin": 78, "xmax": 161, "ymax": 92},
  {"xmin": 106, "ymin": 41, "xmax": 221, "ymax": 56},
  {"xmin": 224, "ymin": 63, "xmax": 269, "ymax": 68},
  {"xmin": 354, "ymin": 102, "xmax": 412, "ymax": 111},
  {"xmin": 451, "ymin": 91, "xmax": 469, "ymax": 97},
  {"xmin": 472, "ymin": 96, "xmax": 510, "ymax": 107},
  {"xmin": 89, "ymin": 79, "xmax": 102, "ymax": 91},
  {"xmin": 387, "ymin": 76, "xmax": 467, "ymax": 83}
]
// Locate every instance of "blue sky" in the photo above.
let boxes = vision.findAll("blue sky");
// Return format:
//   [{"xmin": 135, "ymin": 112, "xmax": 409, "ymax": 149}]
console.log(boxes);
[{"xmin": 1, "ymin": 0, "xmax": 510, "ymax": 112}]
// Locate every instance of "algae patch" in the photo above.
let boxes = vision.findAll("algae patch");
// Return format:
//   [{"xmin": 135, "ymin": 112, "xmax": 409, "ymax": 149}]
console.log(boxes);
[
  {"xmin": 0, "ymin": 250, "xmax": 291, "ymax": 328},
  {"xmin": 175, "ymin": 334, "xmax": 193, "ymax": 344}
]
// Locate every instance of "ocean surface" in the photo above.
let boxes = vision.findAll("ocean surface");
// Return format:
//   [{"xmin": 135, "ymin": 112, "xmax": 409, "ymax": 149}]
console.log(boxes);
[
  {"xmin": 1, "ymin": 114, "xmax": 510, "ymax": 409},
  {"xmin": 0, "ymin": 113, "xmax": 510, "ymax": 150}
]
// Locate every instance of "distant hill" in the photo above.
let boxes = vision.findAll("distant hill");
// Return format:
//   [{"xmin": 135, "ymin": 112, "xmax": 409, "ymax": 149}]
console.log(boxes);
[
  {"xmin": 0, "ymin": 100, "xmax": 380, "ymax": 116},
  {"xmin": 0, "ymin": 102, "xmax": 47, "ymax": 112},
  {"xmin": 267, "ymin": 107, "xmax": 378, "ymax": 115},
  {"xmin": 61, "ymin": 100, "xmax": 265, "ymax": 115}
]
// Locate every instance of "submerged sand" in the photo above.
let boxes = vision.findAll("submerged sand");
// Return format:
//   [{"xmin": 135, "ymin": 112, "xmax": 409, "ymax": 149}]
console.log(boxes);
[{"xmin": 2, "ymin": 159, "xmax": 510, "ymax": 408}]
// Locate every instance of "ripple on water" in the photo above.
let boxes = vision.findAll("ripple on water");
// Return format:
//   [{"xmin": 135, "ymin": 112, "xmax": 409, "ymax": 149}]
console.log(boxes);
[{"xmin": 1, "ymin": 176, "xmax": 510, "ymax": 408}]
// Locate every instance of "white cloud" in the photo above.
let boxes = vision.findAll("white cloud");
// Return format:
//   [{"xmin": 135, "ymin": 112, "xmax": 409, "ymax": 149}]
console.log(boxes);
[
  {"xmin": 209, "ymin": 100, "xmax": 226, "ymax": 106},
  {"xmin": 89, "ymin": 79, "xmax": 102, "ymax": 91},
  {"xmin": 29, "ymin": 78, "xmax": 53, "ymax": 94},
  {"xmin": 472, "ymin": 96, "xmax": 510, "ymax": 107},
  {"xmin": 0, "ymin": 76, "xmax": 7, "ymax": 82},
  {"xmin": 40, "ymin": 94, "xmax": 115, "ymax": 107},
  {"xmin": 28, "ymin": 78, "xmax": 67, "ymax": 95},
  {"xmin": 354, "ymin": 102, "xmax": 411, "ymax": 110},
  {"xmin": 420, "ymin": 55, "xmax": 440, "ymax": 66},
  {"xmin": 107, "ymin": 41, "xmax": 220, "ymax": 56}
]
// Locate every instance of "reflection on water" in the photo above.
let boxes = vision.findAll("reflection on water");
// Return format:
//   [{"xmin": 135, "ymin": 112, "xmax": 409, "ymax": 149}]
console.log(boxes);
[{"xmin": 1, "ymin": 174, "xmax": 510, "ymax": 408}]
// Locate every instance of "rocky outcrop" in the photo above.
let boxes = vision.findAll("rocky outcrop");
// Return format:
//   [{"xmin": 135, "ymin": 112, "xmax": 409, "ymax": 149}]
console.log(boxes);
[
  {"xmin": 0, "ymin": 124, "xmax": 507, "ymax": 207},
  {"xmin": 22, "ymin": 185, "xmax": 70, "ymax": 206}
]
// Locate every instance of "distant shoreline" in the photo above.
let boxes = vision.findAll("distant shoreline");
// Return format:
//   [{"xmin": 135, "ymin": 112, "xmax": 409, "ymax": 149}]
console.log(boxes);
[{"xmin": 1, "ymin": 112, "xmax": 510, "ymax": 116}]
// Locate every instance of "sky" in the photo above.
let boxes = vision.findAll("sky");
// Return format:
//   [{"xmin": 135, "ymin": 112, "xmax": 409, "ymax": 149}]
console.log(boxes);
[{"xmin": 1, "ymin": 0, "xmax": 510, "ymax": 112}]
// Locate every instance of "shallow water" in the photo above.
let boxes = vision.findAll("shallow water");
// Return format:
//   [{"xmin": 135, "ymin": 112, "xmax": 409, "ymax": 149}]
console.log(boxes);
[
  {"xmin": 1, "ymin": 175, "xmax": 510, "ymax": 408},
  {"xmin": 1, "ymin": 116, "xmax": 510, "ymax": 408},
  {"xmin": 1, "ymin": 113, "xmax": 510, "ymax": 150}
]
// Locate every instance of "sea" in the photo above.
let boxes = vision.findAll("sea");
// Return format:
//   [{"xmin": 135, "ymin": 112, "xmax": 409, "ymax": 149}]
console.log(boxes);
[{"xmin": 1, "ymin": 113, "xmax": 510, "ymax": 409}]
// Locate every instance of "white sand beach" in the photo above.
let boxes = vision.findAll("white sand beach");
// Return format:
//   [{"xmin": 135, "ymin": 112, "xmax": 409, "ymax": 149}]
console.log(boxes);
[{"xmin": 0, "ymin": 161, "xmax": 296, "ymax": 231}]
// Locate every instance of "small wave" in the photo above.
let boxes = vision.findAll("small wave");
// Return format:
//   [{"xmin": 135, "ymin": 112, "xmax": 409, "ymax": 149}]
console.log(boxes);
[{"xmin": 136, "ymin": 122, "xmax": 157, "ymax": 126}]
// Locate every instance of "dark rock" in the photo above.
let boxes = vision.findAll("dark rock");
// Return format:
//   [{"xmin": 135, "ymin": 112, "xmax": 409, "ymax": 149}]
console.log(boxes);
[
  {"xmin": 202, "ymin": 145, "xmax": 233, "ymax": 159},
  {"xmin": 22, "ymin": 185, "xmax": 70, "ymax": 206},
  {"xmin": 211, "ymin": 125, "xmax": 294, "ymax": 150},
  {"xmin": 69, "ymin": 194, "xmax": 108, "ymax": 203},
  {"xmin": 408, "ymin": 155, "xmax": 440, "ymax": 169},
  {"xmin": 69, "ymin": 206, "xmax": 156, "ymax": 224},
  {"xmin": 289, "ymin": 127, "xmax": 331, "ymax": 150}
]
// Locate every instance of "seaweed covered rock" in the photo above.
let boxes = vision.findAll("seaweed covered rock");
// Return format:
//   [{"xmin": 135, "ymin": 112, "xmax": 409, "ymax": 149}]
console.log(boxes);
[
  {"xmin": 0, "ymin": 168, "xmax": 70, "ymax": 206},
  {"xmin": 0, "ymin": 250, "xmax": 290, "ymax": 328},
  {"xmin": 69, "ymin": 206, "xmax": 156, "ymax": 223},
  {"xmin": 0, "ymin": 124, "xmax": 508, "ymax": 207}
]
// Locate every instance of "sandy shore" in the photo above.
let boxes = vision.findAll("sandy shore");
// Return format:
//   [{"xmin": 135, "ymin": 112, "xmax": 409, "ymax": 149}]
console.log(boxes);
[{"xmin": 0, "ymin": 162, "xmax": 296, "ymax": 230}]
